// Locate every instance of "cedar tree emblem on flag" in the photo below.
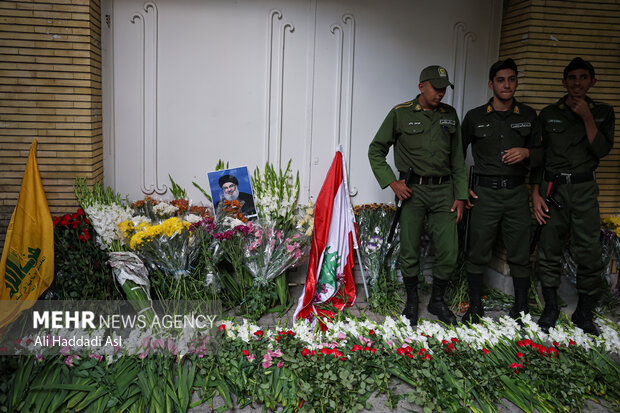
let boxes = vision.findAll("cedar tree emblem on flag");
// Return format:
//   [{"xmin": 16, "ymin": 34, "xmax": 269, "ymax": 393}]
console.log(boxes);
[{"xmin": 294, "ymin": 146, "xmax": 358, "ymax": 327}]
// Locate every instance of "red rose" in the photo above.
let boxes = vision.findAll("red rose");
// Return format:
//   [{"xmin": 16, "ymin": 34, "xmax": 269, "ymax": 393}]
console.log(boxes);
[
  {"xmin": 406, "ymin": 353, "xmax": 413, "ymax": 359},
  {"xmin": 242, "ymin": 350, "xmax": 249, "ymax": 356},
  {"xmin": 483, "ymin": 348, "xmax": 490, "ymax": 355},
  {"xmin": 516, "ymin": 352, "xmax": 524, "ymax": 359},
  {"xmin": 254, "ymin": 330, "xmax": 264, "ymax": 337},
  {"xmin": 217, "ymin": 324, "xmax": 226, "ymax": 331},
  {"xmin": 301, "ymin": 348, "xmax": 310, "ymax": 357},
  {"xmin": 351, "ymin": 345, "xmax": 362, "ymax": 352},
  {"xmin": 451, "ymin": 338, "xmax": 459, "ymax": 343},
  {"xmin": 397, "ymin": 348, "xmax": 405, "ymax": 356}
]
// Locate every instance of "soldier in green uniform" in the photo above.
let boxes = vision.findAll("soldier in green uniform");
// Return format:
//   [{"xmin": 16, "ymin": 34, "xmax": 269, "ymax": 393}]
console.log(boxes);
[
  {"xmin": 368, "ymin": 65, "xmax": 468, "ymax": 326},
  {"xmin": 461, "ymin": 59, "xmax": 541, "ymax": 324},
  {"xmin": 532, "ymin": 57, "xmax": 615, "ymax": 336}
]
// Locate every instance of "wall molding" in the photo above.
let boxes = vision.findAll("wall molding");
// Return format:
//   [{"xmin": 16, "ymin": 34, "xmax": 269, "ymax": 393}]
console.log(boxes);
[
  {"xmin": 264, "ymin": 9, "xmax": 295, "ymax": 169},
  {"xmin": 449, "ymin": 21, "xmax": 476, "ymax": 120},
  {"xmin": 130, "ymin": 1, "xmax": 166, "ymax": 195},
  {"xmin": 330, "ymin": 14, "xmax": 357, "ymax": 196}
]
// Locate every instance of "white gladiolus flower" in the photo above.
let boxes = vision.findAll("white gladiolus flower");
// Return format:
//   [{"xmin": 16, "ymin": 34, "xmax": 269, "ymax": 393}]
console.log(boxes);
[{"xmin": 85, "ymin": 203, "xmax": 133, "ymax": 249}]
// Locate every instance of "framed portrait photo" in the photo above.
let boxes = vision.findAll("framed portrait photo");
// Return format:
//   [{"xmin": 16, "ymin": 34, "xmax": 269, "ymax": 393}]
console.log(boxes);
[{"xmin": 207, "ymin": 166, "xmax": 257, "ymax": 219}]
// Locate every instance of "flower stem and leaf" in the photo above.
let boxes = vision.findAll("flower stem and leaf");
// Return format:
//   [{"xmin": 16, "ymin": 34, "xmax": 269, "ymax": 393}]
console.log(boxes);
[{"xmin": 168, "ymin": 174, "xmax": 188, "ymax": 200}]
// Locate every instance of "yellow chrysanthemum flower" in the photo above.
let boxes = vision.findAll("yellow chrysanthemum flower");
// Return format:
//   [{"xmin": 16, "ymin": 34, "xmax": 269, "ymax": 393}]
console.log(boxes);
[
  {"xmin": 130, "ymin": 231, "xmax": 149, "ymax": 250},
  {"xmin": 118, "ymin": 220, "xmax": 135, "ymax": 238}
]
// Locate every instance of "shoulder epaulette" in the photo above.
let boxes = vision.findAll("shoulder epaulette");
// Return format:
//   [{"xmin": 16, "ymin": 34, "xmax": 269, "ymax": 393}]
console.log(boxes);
[{"xmin": 393, "ymin": 101, "xmax": 413, "ymax": 110}]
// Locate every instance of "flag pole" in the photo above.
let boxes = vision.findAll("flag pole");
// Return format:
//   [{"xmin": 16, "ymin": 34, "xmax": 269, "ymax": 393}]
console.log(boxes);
[{"xmin": 338, "ymin": 145, "xmax": 369, "ymax": 301}]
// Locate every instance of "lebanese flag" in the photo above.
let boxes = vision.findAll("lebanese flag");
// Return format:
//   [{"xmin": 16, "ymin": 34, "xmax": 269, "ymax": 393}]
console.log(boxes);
[{"xmin": 294, "ymin": 146, "xmax": 357, "ymax": 327}]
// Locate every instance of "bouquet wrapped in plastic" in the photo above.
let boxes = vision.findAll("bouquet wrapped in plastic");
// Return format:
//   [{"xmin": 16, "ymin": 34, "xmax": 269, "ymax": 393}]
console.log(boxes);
[
  {"xmin": 353, "ymin": 203, "xmax": 402, "ymax": 315},
  {"xmin": 241, "ymin": 219, "xmax": 309, "ymax": 319},
  {"xmin": 119, "ymin": 217, "xmax": 199, "ymax": 279},
  {"xmin": 354, "ymin": 203, "xmax": 399, "ymax": 280},
  {"xmin": 243, "ymin": 219, "xmax": 309, "ymax": 284}
]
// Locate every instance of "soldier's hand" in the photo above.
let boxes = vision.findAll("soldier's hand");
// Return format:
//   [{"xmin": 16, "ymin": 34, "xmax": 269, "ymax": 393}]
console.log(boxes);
[
  {"xmin": 502, "ymin": 147, "xmax": 529, "ymax": 165},
  {"xmin": 566, "ymin": 96, "xmax": 592, "ymax": 120},
  {"xmin": 451, "ymin": 200, "xmax": 465, "ymax": 223},
  {"xmin": 389, "ymin": 179, "xmax": 413, "ymax": 201},
  {"xmin": 466, "ymin": 189, "xmax": 478, "ymax": 209},
  {"xmin": 531, "ymin": 189, "xmax": 550, "ymax": 225}
]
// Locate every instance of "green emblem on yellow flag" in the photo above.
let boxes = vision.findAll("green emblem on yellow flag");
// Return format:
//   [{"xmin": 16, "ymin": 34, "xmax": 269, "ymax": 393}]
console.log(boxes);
[{"xmin": 0, "ymin": 139, "xmax": 54, "ymax": 328}]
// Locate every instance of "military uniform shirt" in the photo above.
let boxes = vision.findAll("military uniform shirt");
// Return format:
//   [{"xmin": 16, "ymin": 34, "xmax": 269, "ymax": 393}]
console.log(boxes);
[
  {"xmin": 368, "ymin": 96, "xmax": 468, "ymax": 199},
  {"xmin": 531, "ymin": 95, "xmax": 615, "ymax": 183},
  {"xmin": 462, "ymin": 98, "xmax": 542, "ymax": 177}
]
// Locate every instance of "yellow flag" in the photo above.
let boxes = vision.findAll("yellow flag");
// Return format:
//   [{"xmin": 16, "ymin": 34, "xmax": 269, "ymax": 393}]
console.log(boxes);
[{"xmin": 0, "ymin": 139, "xmax": 54, "ymax": 328}]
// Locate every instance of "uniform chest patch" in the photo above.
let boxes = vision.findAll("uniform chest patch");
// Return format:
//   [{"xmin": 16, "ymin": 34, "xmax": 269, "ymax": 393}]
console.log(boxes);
[
  {"xmin": 511, "ymin": 122, "xmax": 531, "ymax": 128},
  {"xmin": 547, "ymin": 119, "xmax": 562, "ymax": 124},
  {"xmin": 439, "ymin": 119, "xmax": 455, "ymax": 126},
  {"xmin": 476, "ymin": 123, "xmax": 491, "ymax": 129},
  {"xmin": 408, "ymin": 121, "xmax": 422, "ymax": 126}
]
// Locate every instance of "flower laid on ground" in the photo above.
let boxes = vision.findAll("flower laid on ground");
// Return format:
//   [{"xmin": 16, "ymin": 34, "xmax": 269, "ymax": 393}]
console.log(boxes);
[{"xmin": 6, "ymin": 313, "xmax": 620, "ymax": 413}]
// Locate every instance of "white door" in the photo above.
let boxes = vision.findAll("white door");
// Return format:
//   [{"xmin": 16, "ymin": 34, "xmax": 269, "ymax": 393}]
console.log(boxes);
[{"xmin": 102, "ymin": 0, "xmax": 502, "ymax": 205}]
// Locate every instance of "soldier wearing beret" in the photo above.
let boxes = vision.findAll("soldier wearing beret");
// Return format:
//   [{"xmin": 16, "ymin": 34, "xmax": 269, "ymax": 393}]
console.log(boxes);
[
  {"xmin": 461, "ymin": 59, "xmax": 541, "ymax": 324},
  {"xmin": 531, "ymin": 57, "xmax": 615, "ymax": 336},
  {"xmin": 368, "ymin": 65, "xmax": 468, "ymax": 326}
]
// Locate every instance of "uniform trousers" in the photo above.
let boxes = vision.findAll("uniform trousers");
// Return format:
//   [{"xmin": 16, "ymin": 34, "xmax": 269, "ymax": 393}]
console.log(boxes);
[
  {"xmin": 399, "ymin": 182, "xmax": 458, "ymax": 281},
  {"xmin": 466, "ymin": 184, "xmax": 531, "ymax": 279},
  {"xmin": 537, "ymin": 180, "xmax": 603, "ymax": 296}
]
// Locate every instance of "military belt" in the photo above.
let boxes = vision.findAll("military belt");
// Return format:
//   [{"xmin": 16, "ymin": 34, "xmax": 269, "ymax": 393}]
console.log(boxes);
[
  {"xmin": 475, "ymin": 175, "xmax": 525, "ymax": 189},
  {"xmin": 400, "ymin": 171, "xmax": 451, "ymax": 185},
  {"xmin": 543, "ymin": 170, "xmax": 595, "ymax": 185}
]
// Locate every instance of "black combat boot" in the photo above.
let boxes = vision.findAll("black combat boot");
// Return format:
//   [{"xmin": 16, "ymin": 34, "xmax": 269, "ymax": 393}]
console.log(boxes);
[
  {"xmin": 571, "ymin": 294, "xmax": 600, "ymax": 336},
  {"xmin": 509, "ymin": 277, "xmax": 530, "ymax": 325},
  {"xmin": 402, "ymin": 277, "xmax": 419, "ymax": 326},
  {"xmin": 537, "ymin": 287, "xmax": 560, "ymax": 333},
  {"xmin": 427, "ymin": 278, "xmax": 457, "ymax": 325},
  {"xmin": 462, "ymin": 273, "xmax": 484, "ymax": 324}
]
